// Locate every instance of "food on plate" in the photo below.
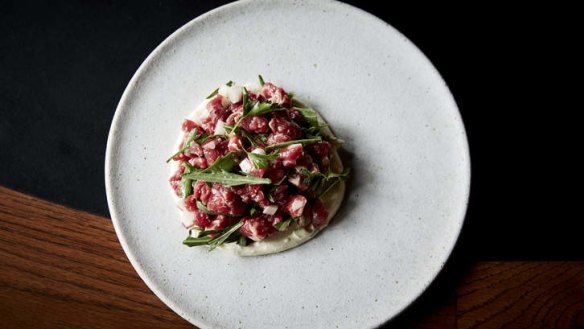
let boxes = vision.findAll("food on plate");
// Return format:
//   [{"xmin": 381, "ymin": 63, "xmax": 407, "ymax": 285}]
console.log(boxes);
[{"xmin": 168, "ymin": 76, "xmax": 349, "ymax": 255}]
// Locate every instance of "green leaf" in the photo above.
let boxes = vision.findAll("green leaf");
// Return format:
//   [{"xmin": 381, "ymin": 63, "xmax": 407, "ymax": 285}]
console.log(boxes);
[
  {"xmin": 265, "ymin": 138, "xmax": 322, "ymax": 151},
  {"xmin": 238, "ymin": 235, "xmax": 248, "ymax": 246},
  {"xmin": 244, "ymin": 149, "xmax": 279, "ymax": 169},
  {"xmin": 230, "ymin": 101, "xmax": 284, "ymax": 133},
  {"xmin": 258, "ymin": 75, "xmax": 265, "ymax": 86},
  {"xmin": 182, "ymin": 161, "xmax": 196, "ymax": 174},
  {"xmin": 249, "ymin": 207, "xmax": 257, "ymax": 216},
  {"xmin": 195, "ymin": 133, "xmax": 213, "ymax": 144},
  {"xmin": 240, "ymin": 130, "xmax": 258, "ymax": 147},
  {"xmin": 310, "ymin": 167, "xmax": 351, "ymax": 197},
  {"xmin": 274, "ymin": 218, "xmax": 293, "ymax": 231},
  {"xmin": 226, "ymin": 80, "xmax": 234, "ymax": 87},
  {"xmin": 247, "ymin": 101, "xmax": 284, "ymax": 117},
  {"xmin": 166, "ymin": 128, "xmax": 198, "ymax": 162},
  {"xmin": 325, "ymin": 168, "xmax": 351, "ymax": 180},
  {"xmin": 183, "ymin": 171, "xmax": 271, "ymax": 186},
  {"xmin": 203, "ymin": 152, "xmax": 238, "ymax": 173},
  {"xmin": 196, "ymin": 227, "xmax": 231, "ymax": 237},
  {"xmin": 183, "ymin": 236, "xmax": 213, "ymax": 247},
  {"xmin": 294, "ymin": 107, "xmax": 319, "ymax": 127},
  {"xmin": 242, "ymin": 87, "xmax": 250, "ymax": 116},
  {"xmin": 208, "ymin": 221, "xmax": 244, "ymax": 251},
  {"xmin": 206, "ymin": 88, "xmax": 219, "ymax": 99},
  {"xmin": 256, "ymin": 134, "xmax": 268, "ymax": 144},
  {"xmin": 196, "ymin": 200, "xmax": 216, "ymax": 215},
  {"xmin": 303, "ymin": 125, "xmax": 329, "ymax": 139},
  {"xmin": 180, "ymin": 177, "xmax": 193, "ymax": 199}
]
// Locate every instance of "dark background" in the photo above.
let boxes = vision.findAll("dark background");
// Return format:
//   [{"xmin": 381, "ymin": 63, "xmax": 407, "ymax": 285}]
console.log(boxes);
[{"xmin": 0, "ymin": 0, "xmax": 578, "ymax": 266}]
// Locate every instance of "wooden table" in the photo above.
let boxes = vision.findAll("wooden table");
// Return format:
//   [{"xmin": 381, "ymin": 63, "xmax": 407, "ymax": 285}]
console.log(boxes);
[{"xmin": 1, "ymin": 186, "xmax": 583, "ymax": 329}]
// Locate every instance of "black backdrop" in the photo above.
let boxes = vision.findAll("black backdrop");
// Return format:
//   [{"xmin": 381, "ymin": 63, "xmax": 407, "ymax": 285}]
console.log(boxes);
[{"xmin": 0, "ymin": 0, "xmax": 578, "ymax": 266}]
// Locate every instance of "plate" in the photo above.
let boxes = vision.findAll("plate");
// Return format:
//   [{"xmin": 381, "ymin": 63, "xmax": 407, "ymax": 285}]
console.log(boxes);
[{"xmin": 105, "ymin": 1, "xmax": 470, "ymax": 328}]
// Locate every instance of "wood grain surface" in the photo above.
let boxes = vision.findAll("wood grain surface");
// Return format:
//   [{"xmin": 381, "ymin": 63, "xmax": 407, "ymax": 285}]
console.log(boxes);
[{"xmin": 1, "ymin": 186, "xmax": 583, "ymax": 329}]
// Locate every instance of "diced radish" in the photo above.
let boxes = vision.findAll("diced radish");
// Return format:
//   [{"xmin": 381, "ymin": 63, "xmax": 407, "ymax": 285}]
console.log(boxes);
[
  {"xmin": 202, "ymin": 140, "xmax": 216, "ymax": 150},
  {"xmin": 227, "ymin": 86, "xmax": 243, "ymax": 103},
  {"xmin": 214, "ymin": 120, "xmax": 226, "ymax": 135},
  {"xmin": 239, "ymin": 157, "xmax": 253, "ymax": 174},
  {"xmin": 219, "ymin": 84, "xmax": 243, "ymax": 104},
  {"xmin": 288, "ymin": 174, "xmax": 301, "ymax": 186},
  {"xmin": 262, "ymin": 205, "xmax": 278, "ymax": 215},
  {"xmin": 251, "ymin": 148, "xmax": 266, "ymax": 155}
]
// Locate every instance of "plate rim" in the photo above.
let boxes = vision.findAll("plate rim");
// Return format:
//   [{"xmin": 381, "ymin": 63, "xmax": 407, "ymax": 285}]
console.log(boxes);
[{"xmin": 105, "ymin": 0, "xmax": 471, "ymax": 327}]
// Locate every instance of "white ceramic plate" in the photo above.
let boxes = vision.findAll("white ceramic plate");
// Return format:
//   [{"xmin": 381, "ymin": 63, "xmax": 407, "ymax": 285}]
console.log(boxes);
[{"xmin": 105, "ymin": 1, "xmax": 470, "ymax": 328}]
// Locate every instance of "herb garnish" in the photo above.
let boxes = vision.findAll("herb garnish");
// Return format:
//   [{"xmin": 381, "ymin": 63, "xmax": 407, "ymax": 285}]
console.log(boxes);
[
  {"xmin": 182, "ymin": 171, "xmax": 271, "ymax": 187},
  {"xmin": 183, "ymin": 220, "xmax": 244, "ymax": 250},
  {"xmin": 166, "ymin": 128, "xmax": 198, "ymax": 162},
  {"xmin": 243, "ymin": 149, "xmax": 279, "ymax": 169},
  {"xmin": 294, "ymin": 107, "xmax": 319, "ymax": 127},
  {"xmin": 228, "ymin": 101, "xmax": 286, "ymax": 133},
  {"xmin": 265, "ymin": 137, "xmax": 322, "ymax": 151},
  {"xmin": 274, "ymin": 218, "xmax": 293, "ymax": 231},
  {"xmin": 301, "ymin": 167, "xmax": 351, "ymax": 197}
]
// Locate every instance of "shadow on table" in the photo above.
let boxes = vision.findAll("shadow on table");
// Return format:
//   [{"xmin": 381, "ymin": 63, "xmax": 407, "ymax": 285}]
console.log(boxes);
[{"xmin": 379, "ymin": 179, "xmax": 477, "ymax": 329}]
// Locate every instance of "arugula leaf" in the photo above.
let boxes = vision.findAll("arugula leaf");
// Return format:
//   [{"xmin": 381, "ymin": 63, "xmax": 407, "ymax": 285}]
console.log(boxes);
[
  {"xmin": 183, "ymin": 236, "xmax": 213, "ymax": 247},
  {"xmin": 294, "ymin": 107, "xmax": 319, "ymax": 127},
  {"xmin": 240, "ymin": 130, "xmax": 258, "ymax": 147},
  {"xmin": 243, "ymin": 149, "xmax": 279, "ymax": 169},
  {"xmin": 238, "ymin": 235, "xmax": 248, "ymax": 246},
  {"xmin": 183, "ymin": 220, "xmax": 244, "ymax": 250},
  {"xmin": 258, "ymin": 75, "xmax": 265, "ymax": 86},
  {"xmin": 166, "ymin": 128, "xmax": 198, "ymax": 162},
  {"xmin": 182, "ymin": 161, "xmax": 196, "ymax": 174},
  {"xmin": 242, "ymin": 87, "xmax": 250, "ymax": 116},
  {"xmin": 265, "ymin": 138, "xmax": 322, "ymax": 151},
  {"xmin": 247, "ymin": 101, "xmax": 283, "ymax": 117},
  {"xmin": 180, "ymin": 177, "xmax": 193, "ymax": 199},
  {"xmin": 208, "ymin": 221, "xmax": 244, "ymax": 251},
  {"xmin": 274, "ymin": 218, "xmax": 293, "ymax": 231},
  {"xmin": 194, "ymin": 227, "xmax": 230, "ymax": 237},
  {"xmin": 183, "ymin": 171, "xmax": 271, "ymax": 186},
  {"xmin": 303, "ymin": 125, "xmax": 329, "ymax": 139},
  {"xmin": 305, "ymin": 167, "xmax": 351, "ymax": 197},
  {"xmin": 256, "ymin": 134, "xmax": 268, "ymax": 144},
  {"xmin": 195, "ymin": 133, "xmax": 217, "ymax": 144},
  {"xmin": 196, "ymin": 200, "xmax": 217, "ymax": 215},
  {"xmin": 203, "ymin": 152, "xmax": 238, "ymax": 173},
  {"xmin": 206, "ymin": 88, "xmax": 219, "ymax": 99},
  {"xmin": 230, "ymin": 101, "xmax": 284, "ymax": 133},
  {"xmin": 226, "ymin": 80, "xmax": 234, "ymax": 87}
]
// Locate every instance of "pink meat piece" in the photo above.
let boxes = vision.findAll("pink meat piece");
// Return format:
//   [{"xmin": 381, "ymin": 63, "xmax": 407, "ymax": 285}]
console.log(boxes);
[
  {"xmin": 284, "ymin": 195, "xmax": 307, "ymax": 218},
  {"xmin": 260, "ymin": 82, "xmax": 290, "ymax": 107},
  {"xmin": 241, "ymin": 116, "xmax": 269, "ymax": 133},
  {"xmin": 277, "ymin": 144, "xmax": 303, "ymax": 168},
  {"xmin": 193, "ymin": 181, "xmax": 212, "ymax": 205},
  {"xmin": 268, "ymin": 117, "xmax": 301, "ymax": 140},
  {"xmin": 239, "ymin": 215, "xmax": 276, "ymax": 241},
  {"xmin": 206, "ymin": 183, "xmax": 246, "ymax": 216}
]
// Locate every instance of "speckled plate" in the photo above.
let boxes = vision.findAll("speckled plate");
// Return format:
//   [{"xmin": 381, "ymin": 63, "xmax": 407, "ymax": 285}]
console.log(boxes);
[{"xmin": 105, "ymin": 1, "xmax": 470, "ymax": 328}]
